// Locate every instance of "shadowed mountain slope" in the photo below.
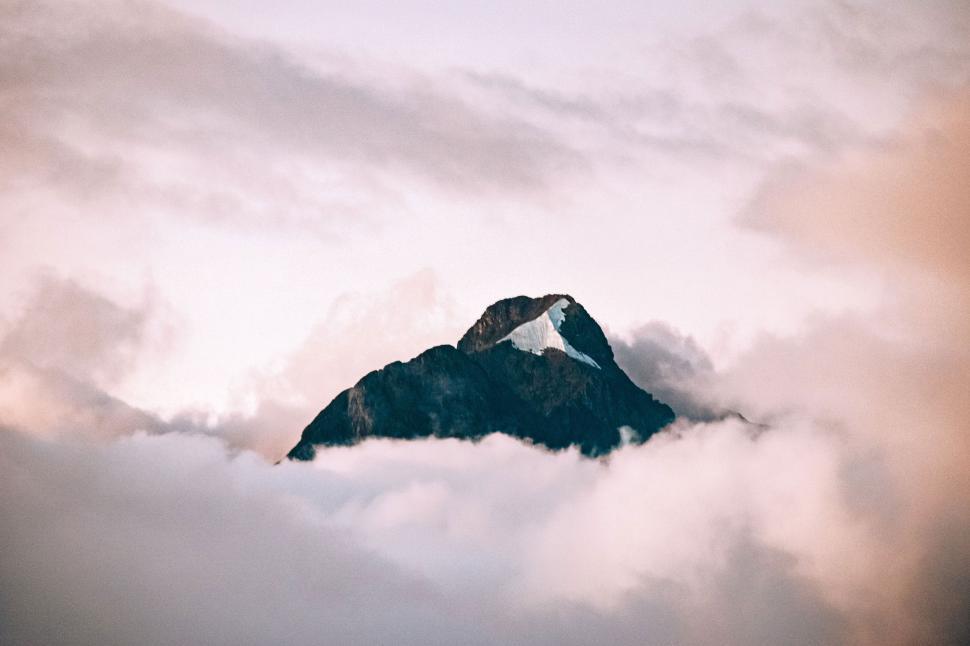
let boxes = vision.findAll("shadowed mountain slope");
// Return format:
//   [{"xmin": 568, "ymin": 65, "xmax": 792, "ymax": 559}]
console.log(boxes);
[{"xmin": 287, "ymin": 294, "xmax": 675, "ymax": 459}]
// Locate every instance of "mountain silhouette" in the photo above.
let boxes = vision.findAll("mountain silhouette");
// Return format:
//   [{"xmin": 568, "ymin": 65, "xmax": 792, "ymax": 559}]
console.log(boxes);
[{"xmin": 287, "ymin": 294, "xmax": 675, "ymax": 459}]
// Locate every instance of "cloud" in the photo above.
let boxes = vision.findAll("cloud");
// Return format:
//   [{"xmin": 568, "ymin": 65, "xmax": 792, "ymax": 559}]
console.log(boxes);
[
  {"xmin": 2, "ymin": 6, "xmax": 970, "ymax": 644},
  {"xmin": 0, "ymin": 359, "xmax": 162, "ymax": 441},
  {"xmin": 725, "ymin": 91, "xmax": 970, "ymax": 644},
  {"xmin": 0, "ymin": 269, "xmax": 462, "ymax": 459},
  {"xmin": 0, "ymin": 274, "xmax": 150, "ymax": 386},
  {"xmin": 610, "ymin": 322, "xmax": 720, "ymax": 420},
  {"xmin": 3, "ymin": 90, "xmax": 970, "ymax": 642},
  {"xmin": 180, "ymin": 269, "xmax": 464, "ymax": 460},
  {"xmin": 743, "ymin": 92, "xmax": 970, "ymax": 290},
  {"xmin": 0, "ymin": 429, "xmax": 454, "ymax": 646},
  {"xmin": 0, "ymin": 274, "xmax": 164, "ymax": 440},
  {"xmin": 0, "ymin": 273, "xmax": 871, "ymax": 644},
  {"xmin": 0, "ymin": 0, "xmax": 583, "ymax": 235},
  {"xmin": 0, "ymin": 424, "xmax": 855, "ymax": 646}
]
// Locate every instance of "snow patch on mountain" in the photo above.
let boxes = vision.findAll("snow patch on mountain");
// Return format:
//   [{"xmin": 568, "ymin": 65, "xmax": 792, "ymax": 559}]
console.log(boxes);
[{"xmin": 498, "ymin": 298, "xmax": 601, "ymax": 369}]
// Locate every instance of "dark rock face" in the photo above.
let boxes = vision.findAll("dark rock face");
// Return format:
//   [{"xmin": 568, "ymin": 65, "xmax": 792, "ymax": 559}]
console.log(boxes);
[
  {"xmin": 287, "ymin": 294, "xmax": 675, "ymax": 460},
  {"xmin": 456, "ymin": 294, "xmax": 572, "ymax": 354}
]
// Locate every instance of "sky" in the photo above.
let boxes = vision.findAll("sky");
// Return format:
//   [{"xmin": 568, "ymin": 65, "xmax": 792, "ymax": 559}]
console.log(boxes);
[{"xmin": 1, "ymin": 1, "xmax": 969, "ymax": 644}]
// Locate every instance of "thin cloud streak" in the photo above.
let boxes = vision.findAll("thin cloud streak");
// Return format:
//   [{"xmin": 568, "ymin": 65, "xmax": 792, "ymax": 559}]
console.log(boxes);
[{"xmin": 0, "ymin": 0, "xmax": 584, "ymax": 226}]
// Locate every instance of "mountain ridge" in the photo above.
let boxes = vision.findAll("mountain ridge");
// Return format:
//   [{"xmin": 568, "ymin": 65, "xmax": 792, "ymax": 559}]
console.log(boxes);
[{"xmin": 287, "ymin": 294, "xmax": 675, "ymax": 460}]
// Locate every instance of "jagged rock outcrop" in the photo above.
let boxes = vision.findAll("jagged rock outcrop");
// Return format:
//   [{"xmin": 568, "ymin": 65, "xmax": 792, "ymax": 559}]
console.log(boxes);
[{"xmin": 287, "ymin": 294, "xmax": 675, "ymax": 459}]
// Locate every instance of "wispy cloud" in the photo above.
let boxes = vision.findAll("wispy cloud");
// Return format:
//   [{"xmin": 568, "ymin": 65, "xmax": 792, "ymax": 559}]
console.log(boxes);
[
  {"xmin": 0, "ymin": 0, "xmax": 585, "ymax": 233},
  {"xmin": 2, "ymin": 2, "xmax": 970, "ymax": 644}
]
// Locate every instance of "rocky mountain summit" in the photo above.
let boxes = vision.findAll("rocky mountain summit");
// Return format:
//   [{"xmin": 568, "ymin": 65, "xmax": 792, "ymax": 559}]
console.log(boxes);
[{"xmin": 287, "ymin": 294, "xmax": 675, "ymax": 460}]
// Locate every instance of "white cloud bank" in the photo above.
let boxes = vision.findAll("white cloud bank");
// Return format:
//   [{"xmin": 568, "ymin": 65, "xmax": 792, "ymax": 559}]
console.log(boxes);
[
  {"xmin": 1, "ymin": 3, "xmax": 969, "ymax": 645},
  {"xmin": 2, "ymin": 92, "xmax": 970, "ymax": 645},
  {"xmin": 0, "ymin": 426, "xmax": 852, "ymax": 646}
]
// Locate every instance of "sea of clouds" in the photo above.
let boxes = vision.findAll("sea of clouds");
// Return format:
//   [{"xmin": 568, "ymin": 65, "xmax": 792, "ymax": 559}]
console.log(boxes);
[
  {"xmin": 3, "ymin": 98, "xmax": 969, "ymax": 644},
  {"xmin": 1, "ymin": 2, "xmax": 968, "ymax": 643}
]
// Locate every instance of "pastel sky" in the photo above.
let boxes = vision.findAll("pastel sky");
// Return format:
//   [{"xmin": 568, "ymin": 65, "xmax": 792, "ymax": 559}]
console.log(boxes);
[
  {"xmin": 2, "ymin": 2, "xmax": 970, "ymax": 644},
  {"xmin": 4, "ymin": 0, "xmax": 967, "ymax": 419}
]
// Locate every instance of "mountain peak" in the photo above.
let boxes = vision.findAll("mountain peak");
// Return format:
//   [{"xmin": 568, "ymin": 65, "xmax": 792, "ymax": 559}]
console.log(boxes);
[
  {"xmin": 457, "ymin": 293, "xmax": 574, "ymax": 353},
  {"xmin": 497, "ymin": 297, "xmax": 601, "ymax": 369},
  {"xmin": 287, "ymin": 294, "xmax": 674, "ymax": 460},
  {"xmin": 456, "ymin": 294, "xmax": 614, "ymax": 368}
]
